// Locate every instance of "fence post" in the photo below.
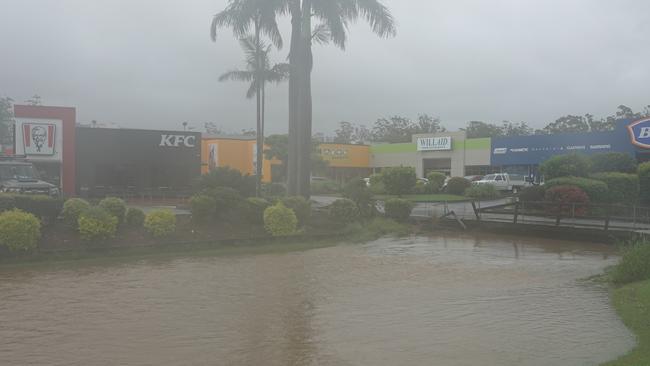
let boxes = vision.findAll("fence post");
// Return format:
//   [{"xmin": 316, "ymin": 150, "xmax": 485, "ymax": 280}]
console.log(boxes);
[
  {"xmin": 513, "ymin": 202, "xmax": 519, "ymax": 224},
  {"xmin": 604, "ymin": 205, "xmax": 611, "ymax": 231},
  {"xmin": 471, "ymin": 201, "xmax": 480, "ymax": 221}
]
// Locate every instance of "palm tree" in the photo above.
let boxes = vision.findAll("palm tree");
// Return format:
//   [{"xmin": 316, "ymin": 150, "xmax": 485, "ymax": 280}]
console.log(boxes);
[
  {"xmin": 219, "ymin": 37, "xmax": 289, "ymax": 193},
  {"xmin": 211, "ymin": 0, "xmax": 285, "ymax": 196},
  {"xmin": 285, "ymin": 0, "xmax": 396, "ymax": 197}
]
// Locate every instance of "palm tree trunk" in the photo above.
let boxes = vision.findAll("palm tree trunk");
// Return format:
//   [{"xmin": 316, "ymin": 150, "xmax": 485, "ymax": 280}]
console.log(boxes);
[
  {"xmin": 255, "ymin": 21, "xmax": 263, "ymax": 197},
  {"xmin": 298, "ymin": 0, "xmax": 313, "ymax": 198},
  {"xmin": 287, "ymin": 0, "xmax": 302, "ymax": 196}
]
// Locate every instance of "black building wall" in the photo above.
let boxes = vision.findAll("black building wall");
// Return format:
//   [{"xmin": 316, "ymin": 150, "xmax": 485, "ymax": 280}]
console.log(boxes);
[{"xmin": 76, "ymin": 127, "xmax": 201, "ymax": 195}]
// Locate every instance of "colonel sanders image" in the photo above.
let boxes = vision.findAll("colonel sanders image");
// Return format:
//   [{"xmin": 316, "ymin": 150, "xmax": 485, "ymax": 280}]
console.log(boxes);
[{"xmin": 31, "ymin": 126, "xmax": 48, "ymax": 152}]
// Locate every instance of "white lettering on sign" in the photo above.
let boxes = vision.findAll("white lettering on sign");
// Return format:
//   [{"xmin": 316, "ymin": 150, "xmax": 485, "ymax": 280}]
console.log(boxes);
[
  {"xmin": 493, "ymin": 148, "xmax": 507, "ymax": 155},
  {"xmin": 639, "ymin": 127, "xmax": 650, "ymax": 139},
  {"xmin": 590, "ymin": 144, "xmax": 611, "ymax": 150},
  {"xmin": 566, "ymin": 145, "xmax": 586, "ymax": 150},
  {"xmin": 509, "ymin": 148, "xmax": 528, "ymax": 153},
  {"xmin": 160, "ymin": 135, "xmax": 196, "ymax": 147},
  {"xmin": 417, "ymin": 136, "xmax": 452, "ymax": 151}
]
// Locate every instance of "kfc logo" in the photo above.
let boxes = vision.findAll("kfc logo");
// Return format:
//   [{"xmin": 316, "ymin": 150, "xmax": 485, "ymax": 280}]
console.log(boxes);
[
  {"xmin": 23, "ymin": 123, "xmax": 56, "ymax": 155},
  {"xmin": 159, "ymin": 134, "xmax": 196, "ymax": 148}
]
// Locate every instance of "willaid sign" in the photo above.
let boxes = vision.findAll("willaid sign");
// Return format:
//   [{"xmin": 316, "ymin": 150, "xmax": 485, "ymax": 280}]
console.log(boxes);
[
  {"xmin": 417, "ymin": 136, "xmax": 452, "ymax": 151},
  {"xmin": 627, "ymin": 118, "xmax": 650, "ymax": 149}
]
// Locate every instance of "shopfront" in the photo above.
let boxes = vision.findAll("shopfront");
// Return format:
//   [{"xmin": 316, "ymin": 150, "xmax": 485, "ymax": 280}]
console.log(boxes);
[{"xmin": 76, "ymin": 127, "xmax": 201, "ymax": 197}]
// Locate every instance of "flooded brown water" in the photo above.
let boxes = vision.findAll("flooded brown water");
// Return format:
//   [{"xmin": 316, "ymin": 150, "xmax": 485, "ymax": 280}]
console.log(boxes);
[{"xmin": 0, "ymin": 234, "xmax": 635, "ymax": 366}]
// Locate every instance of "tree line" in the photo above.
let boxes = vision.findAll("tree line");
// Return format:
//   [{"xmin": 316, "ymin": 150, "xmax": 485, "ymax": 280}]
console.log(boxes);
[{"xmin": 331, "ymin": 104, "xmax": 650, "ymax": 144}]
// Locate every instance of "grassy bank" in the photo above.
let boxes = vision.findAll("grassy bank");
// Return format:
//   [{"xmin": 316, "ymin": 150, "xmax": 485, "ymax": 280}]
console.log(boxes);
[{"xmin": 603, "ymin": 279, "xmax": 650, "ymax": 365}]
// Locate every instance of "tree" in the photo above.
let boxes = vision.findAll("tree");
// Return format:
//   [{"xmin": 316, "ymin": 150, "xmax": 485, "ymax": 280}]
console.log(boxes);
[
  {"xmin": 501, "ymin": 121, "xmax": 532, "ymax": 136},
  {"xmin": 286, "ymin": 0, "xmax": 396, "ymax": 197},
  {"xmin": 334, "ymin": 121, "xmax": 355, "ymax": 144},
  {"xmin": 371, "ymin": 116, "xmax": 414, "ymax": 143},
  {"xmin": 540, "ymin": 115, "xmax": 590, "ymax": 134},
  {"xmin": 204, "ymin": 122, "xmax": 224, "ymax": 135},
  {"xmin": 413, "ymin": 114, "xmax": 445, "ymax": 135},
  {"xmin": 464, "ymin": 121, "xmax": 504, "ymax": 138},
  {"xmin": 264, "ymin": 134, "xmax": 328, "ymax": 182},
  {"xmin": 25, "ymin": 95, "xmax": 41, "ymax": 106},
  {"xmin": 211, "ymin": 0, "xmax": 286, "ymax": 197}
]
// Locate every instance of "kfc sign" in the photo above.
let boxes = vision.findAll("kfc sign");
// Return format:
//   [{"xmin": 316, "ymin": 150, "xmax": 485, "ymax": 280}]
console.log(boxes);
[
  {"xmin": 159, "ymin": 134, "xmax": 196, "ymax": 148},
  {"xmin": 23, "ymin": 123, "xmax": 56, "ymax": 155},
  {"xmin": 628, "ymin": 118, "xmax": 650, "ymax": 149}
]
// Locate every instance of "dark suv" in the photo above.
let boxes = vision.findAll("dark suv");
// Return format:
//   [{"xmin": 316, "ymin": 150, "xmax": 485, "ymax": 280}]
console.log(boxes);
[{"xmin": 0, "ymin": 159, "xmax": 60, "ymax": 197}]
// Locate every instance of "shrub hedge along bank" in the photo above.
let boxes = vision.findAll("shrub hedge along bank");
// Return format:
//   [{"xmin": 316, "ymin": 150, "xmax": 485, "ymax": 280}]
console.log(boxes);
[
  {"xmin": 241, "ymin": 197, "xmax": 271, "ymax": 224},
  {"xmin": 281, "ymin": 196, "xmax": 311, "ymax": 226},
  {"xmin": 0, "ymin": 209, "xmax": 41, "ymax": 252},
  {"xmin": 446, "ymin": 177, "xmax": 471, "ymax": 196},
  {"xmin": 62, "ymin": 198, "xmax": 91, "ymax": 228},
  {"xmin": 544, "ymin": 177, "xmax": 609, "ymax": 202},
  {"xmin": 464, "ymin": 184, "xmax": 500, "ymax": 200},
  {"xmin": 591, "ymin": 172, "xmax": 639, "ymax": 204},
  {"xmin": 590, "ymin": 152, "xmax": 637, "ymax": 174},
  {"xmin": 426, "ymin": 172, "xmax": 447, "ymax": 193},
  {"xmin": 0, "ymin": 194, "xmax": 62, "ymax": 223},
  {"xmin": 125, "ymin": 208, "xmax": 145, "ymax": 228},
  {"xmin": 544, "ymin": 186, "xmax": 590, "ymax": 216},
  {"xmin": 381, "ymin": 167, "xmax": 416, "ymax": 196},
  {"xmin": 328, "ymin": 198, "xmax": 360, "ymax": 224},
  {"xmin": 144, "ymin": 210, "xmax": 176, "ymax": 238},
  {"xmin": 639, "ymin": 162, "xmax": 650, "ymax": 205},
  {"xmin": 384, "ymin": 198, "xmax": 414, "ymax": 222},
  {"xmin": 189, "ymin": 194, "xmax": 217, "ymax": 222},
  {"xmin": 78, "ymin": 207, "xmax": 118, "ymax": 241},
  {"xmin": 98, "ymin": 197, "xmax": 127, "ymax": 224},
  {"xmin": 263, "ymin": 203, "xmax": 298, "ymax": 237},
  {"xmin": 539, "ymin": 153, "xmax": 591, "ymax": 180}
]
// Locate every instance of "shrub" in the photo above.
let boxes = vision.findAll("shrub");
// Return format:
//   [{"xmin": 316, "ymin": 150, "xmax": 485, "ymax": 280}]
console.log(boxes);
[
  {"xmin": 381, "ymin": 167, "xmax": 416, "ymax": 196},
  {"xmin": 611, "ymin": 242, "xmax": 650, "ymax": 284},
  {"xmin": 413, "ymin": 180, "xmax": 428, "ymax": 194},
  {"xmin": 125, "ymin": 208, "xmax": 145, "ymax": 228},
  {"xmin": 518, "ymin": 185, "xmax": 546, "ymax": 203},
  {"xmin": 62, "ymin": 198, "xmax": 91, "ymax": 228},
  {"xmin": 343, "ymin": 178, "xmax": 375, "ymax": 217},
  {"xmin": 204, "ymin": 187, "xmax": 242, "ymax": 216},
  {"xmin": 465, "ymin": 184, "xmax": 500, "ymax": 200},
  {"xmin": 639, "ymin": 162, "xmax": 650, "ymax": 204},
  {"xmin": 98, "ymin": 197, "xmax": 126, "ymax": 224},
  {"xmin": 240, "ymin": 197, "xmax": 270, "ymax": 224},
  {"xmin": 591, "ymin": 172, "xmax": 639, "ymax": 204},
  {"xmin": 446, "ymin": 177, "xmax": 471, "ymax": 195},
  {"xmin": 189, "ymin": 194, "xmax": 217, "ymax": 222},
  {"xmin": 262, "ymin": 183, "xmax": 286, "ymax": 197},
  {"xmin": 78, "ymin": 207, "xmax": 118, "ymax": 241},
  {"xmin": 0, "ymin": 194, "xmax": 15, "ymax": 212},
  {"xmin": 384, "ymin": 198, "xmax": 414, "ymax": 222},
  {"xmin": 0, "ymin": 209, "xmax": 41, "ymax": 252},
  {"xmin": 590, "ymin": 152, "xmax": 637, "ymax": 174},
  {"xmin": 426, "ymin": 172, "xmax": 447, "ymax": 193},
  {"xmin": 263, "ymin": 203, "xmax": 298, "ymax": 237},
  {"xmin": 545, "ymin": 177, "xmax": 609, "ymax": 202},
  {"xmin": 144, "ymin": 210, "xmax": 176, "ymax": 238},
  {"xmin": 310, "ymin": 179, "xmax": 340, "ymax": 195},
  {"xmin": 194, "ymin": 166, "xmax": 256, "ymax": 197},
  {"xmin": 328, "ymin": 198, "xmax": 360, "ymax": 223},
  {"xmin": 9, "ymin": 195, "xmax": 63, "ymax": 223},
  {"xmin": 281, "ymin": 196, "xmax": 311, "ymax": 226},
  {"xmin": 539, "ymin": 153, "xmax": 591, "ymax": 180},
  {"xmin": 544, "ymin": 185, "xmax": 590, "ymax": 216},
  {"xmin": 368, "ymin": 174, "xmax": 386, "ymax": 195}
]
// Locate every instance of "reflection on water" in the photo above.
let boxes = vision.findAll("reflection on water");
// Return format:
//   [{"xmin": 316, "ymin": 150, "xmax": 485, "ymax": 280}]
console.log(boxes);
[{"xmin": 0, "ymin": 234, "xmax": 635, "ymax": 366}]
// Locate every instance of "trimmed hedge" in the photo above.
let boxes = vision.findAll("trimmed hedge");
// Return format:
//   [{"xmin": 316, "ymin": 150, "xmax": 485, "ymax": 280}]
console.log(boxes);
[
  {"xmin": 539, "ymin": 153, "xmax": 591, "ymax": 180},
  {"xmin": 144, "ymin": 210, "xmax": 176, "ymax": 238},
  {"xmin": 544, "ymin": 177, "xmax": 609, "ymax": 202},
  {"xmin": 381, "ymin": 167, "xmax": 416, "ymax": 196},
  {"xmin": 446, "ymin": 177, "xmax": 471, "ymax": 195},
  {"xmin": 240, "ymin": 197, "xmax": 271, "ymax": 224},
  {"xmin": 98, "ymin": 197, "xmax": 126, "ymax": 224},
  {"xmin": 590, "ymin": 152, "xmax": 637, "ymax": 174},
  {"xmin": 125, "ymin": 208, "xmax": 145, "ymax": 228},
  {"xmin": 465, "ymin": 184, "xmax": 500, "ymax": 200},
  {"xmin": 426, "ymin": 172, "xmax": 447, "ymax": 193},
  {"xmin": 78, "ymin": 207, "xmax": 118, "ymax": 241},
  {"xmin": 639, "ymin": 162, "xmax": 650, "ymax": 204},
  {"xmin": 281, "ymin": 196, "xmax": 311, "ymax": 226},
  {"xmin": 62, "ymin": 198, "xmax": 91, "ymax": 228},
  {"xmin": 591, "ymin": 172, "xmax": 639, "ymax": 204},
  {"xmin": 544, "ymin": 185, "xmax": 590, "ymax": 216},
  {"xmin": 263, "ymin": 203, "xmax": 297, "ymax": 237},
  {"xmin": 0, "ymin": 194, "xmax": 62, "ymax": 223},
  {"xmin": 203, "ymin": 187, "xmax": 242, "ymax": 217},
  {"xmin": 611, "ymin": 243, "xmax": 650, "ymax": 284},
  {"xmin": 194, "ymin": 166, "xmax": 256, "ymax": 197},
  {"xmin": 189, "ymin": 194, "xmax": 217, "ymax": 222},
  {"xmin": 384, "ymin": 198, "xmax": 413, "ymax": 222},
  {"xmin": 328, "ymin": 198, "xmax": 360, "ymax": 223},
  {"xmin": 343, "ymin": 178, "xmax": 374, "ymax": 217},
  {"xmin": 518, "ymin": 185, "xmax": 546, "ymax": 203},
  {"xmin": 0, "ymin": 209, "xmax": 41, "ymax": 252}
]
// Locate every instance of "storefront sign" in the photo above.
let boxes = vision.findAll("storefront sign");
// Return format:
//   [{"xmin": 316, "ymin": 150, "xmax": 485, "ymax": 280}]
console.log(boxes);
[
  {"xmin": 321, "ymin": 147, "xmax": 349, "ymax": 160},
  {"xmin": 159, "ymin": 134, "xmax": 196, "ymax": 148},
  {"xmin": 14, "ymin": 118, "xmax": 63, "ymax": 161},
  {"xmin": 627, "ymin": 118, "xmax": 650, "ymax": 149},
  {"xmin": 417, "ymin": 136, "xmax": 452, "ymax": 151}
]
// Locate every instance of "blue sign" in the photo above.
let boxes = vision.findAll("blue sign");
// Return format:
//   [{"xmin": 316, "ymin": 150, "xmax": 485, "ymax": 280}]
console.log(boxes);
[
  {"xmin": 491, "ymin": 122, "xmax": 635, "ymax": 166},
  {"xmin": 627, "ymin": 118, "xmax": 650, "ymax": 149}
]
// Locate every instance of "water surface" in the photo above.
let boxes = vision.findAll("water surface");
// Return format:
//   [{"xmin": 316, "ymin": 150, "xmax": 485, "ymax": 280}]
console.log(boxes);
[{"xmin": 0, "ymin": 234, "xmax": 635, "ymax": 365}]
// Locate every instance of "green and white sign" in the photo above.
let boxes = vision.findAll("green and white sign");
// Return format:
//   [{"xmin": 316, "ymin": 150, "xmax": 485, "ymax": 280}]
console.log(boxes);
[{"xmin": 417, "ymin": 136, "xmax": 452, "ymax": 151}]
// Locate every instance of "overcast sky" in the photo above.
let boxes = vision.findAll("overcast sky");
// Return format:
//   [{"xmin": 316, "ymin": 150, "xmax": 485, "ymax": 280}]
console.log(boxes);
[{"xmin": 2, "ymin": 0, "xmax": 650, "ymax": 135}]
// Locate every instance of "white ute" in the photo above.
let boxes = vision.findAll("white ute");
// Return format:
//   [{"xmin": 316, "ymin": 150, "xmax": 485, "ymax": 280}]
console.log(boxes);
[{"xmin": 473, "ymin": 173, "xmax": 530, "ymax": 193}]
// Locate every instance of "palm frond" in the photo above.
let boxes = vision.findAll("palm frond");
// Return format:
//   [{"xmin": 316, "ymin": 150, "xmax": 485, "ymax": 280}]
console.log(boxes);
[
  {"xmin": 266, "ymin": 63, "xmax": 290, "ymax": 83},
  {"xmin": 312, "ymin": 23, "xmax": 331, "ymax": 45},
  {"xmin": 245, "ymin": 81, "xmax": 258, "ymax": 99},
  {"xmin": 219, "ymin": 69, "xmax": 254, "ymax": 82},
  {"xmin": 353, "ymin": 0, "xmax": 396, "ymax": 38}
]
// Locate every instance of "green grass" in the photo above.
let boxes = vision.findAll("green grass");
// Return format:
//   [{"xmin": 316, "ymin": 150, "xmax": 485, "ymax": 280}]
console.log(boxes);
[
  {"xmin": 603, "ymin": 279, "xmax": 650, "ymax": 365},
  {"xmin": 376, "ymin": 194, "xmax": 468, "ymax": 202}
]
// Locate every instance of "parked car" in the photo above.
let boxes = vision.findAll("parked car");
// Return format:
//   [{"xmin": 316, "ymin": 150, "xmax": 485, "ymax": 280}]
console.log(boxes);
[
  {"xmin": 472, "ymin": 173, "xmax": 530, "ymax": 193},
  {"xmin": 463, "ymin": 175, "xmax": 484, "ymax": 182},
  {"xmin": 0, "ymin": 158, "xmax": 60, "ymax": 197}
]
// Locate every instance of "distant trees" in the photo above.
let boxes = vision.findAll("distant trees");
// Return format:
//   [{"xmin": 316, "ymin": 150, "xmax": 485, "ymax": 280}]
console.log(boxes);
[
  {"xmin": 538, "ymin": 105, "xmax": 650, "ymax": 134},
  {"xmin": 0, "ymin": 97, "xmax": 14, "ymax": 149},
  {"xmin": 334, "ymin": 121, "xmax": 371, "ymax": 144},
  {"xmin": 370, "ymin": 114, "xmax": 445, "ymax": 143},
  {"xmin": 462, "ymin": 120, "xmax": 532, "ymax": 138}
]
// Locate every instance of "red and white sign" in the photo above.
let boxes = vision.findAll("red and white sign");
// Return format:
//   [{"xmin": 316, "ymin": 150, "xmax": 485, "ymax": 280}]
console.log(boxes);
[{"xmin": 22, "ymin": 123, "xmax": 56, "ymax": 155}]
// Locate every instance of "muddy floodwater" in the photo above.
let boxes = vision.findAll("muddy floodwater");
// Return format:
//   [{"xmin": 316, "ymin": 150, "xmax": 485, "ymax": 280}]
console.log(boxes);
[{"xmin": 0, "ymin": 234, "xmax": 636, "ymax": 366}]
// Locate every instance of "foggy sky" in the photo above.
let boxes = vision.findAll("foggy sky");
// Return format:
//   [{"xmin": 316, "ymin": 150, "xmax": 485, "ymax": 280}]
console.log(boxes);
[{"xmin": 2, "ymin": 0, "xmax": 650, "ymax": 135}]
